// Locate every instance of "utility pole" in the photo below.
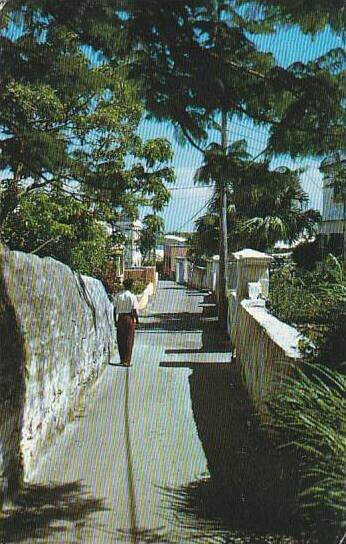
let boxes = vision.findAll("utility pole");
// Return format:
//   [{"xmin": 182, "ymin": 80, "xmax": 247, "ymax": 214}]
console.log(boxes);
[
  {"xmin": 212, "ymin": 0, "xmax": 229, "ymax": 330},
  {"xmin": 153, "ymin": 209, "xmax": 157, "ymax": 267},
  {"xmin": 218, "ymin": 109, "xmax": 229, "ymax": 329}
]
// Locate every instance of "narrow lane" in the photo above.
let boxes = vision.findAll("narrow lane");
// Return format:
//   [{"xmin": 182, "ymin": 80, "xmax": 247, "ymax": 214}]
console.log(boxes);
[
  {"xmin": 3, "ymin": 281, "xmax": 209, "ymax": 543},
  {"xmin": 1, "ymin": 281, "xmax": 309, "ymax": 543}
]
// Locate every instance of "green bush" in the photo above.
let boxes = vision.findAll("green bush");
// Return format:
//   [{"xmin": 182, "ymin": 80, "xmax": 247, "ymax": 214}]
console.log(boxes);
[
  {"xmin": 3, "ymin": 191, "xmax": 117, "ymax": 278},
  {"xmin": 292, "ymin": 239, "xmax": 321, "ymax": 271},
  {"xmin": 268, "ymin": 364, "xmax": 346, "ymax": 542},
  {"xmin": 131, "ymin": 279, "xmax": 147, "ymax": 294},
  {"xmin": 268, "ymin": 255, "xmax": 346, "ymax": 371}
]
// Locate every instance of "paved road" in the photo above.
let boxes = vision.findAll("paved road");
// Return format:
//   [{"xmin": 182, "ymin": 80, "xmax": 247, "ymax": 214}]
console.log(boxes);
[
  {"xmin": 1, "ymin": 282, "xmax": 308, "ymax": 544},
  {"xmin": 1, "ymin": 282, "xmax": 227, "ymax": 543}
]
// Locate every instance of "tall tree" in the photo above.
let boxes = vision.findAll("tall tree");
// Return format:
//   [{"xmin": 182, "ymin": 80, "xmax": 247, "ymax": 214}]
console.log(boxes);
[
  {"xmin": 120, "ymin": 0, "xmax": 344, "ymax": 328},
  {"xmin": 320, "ymin": 153, "xmax": 346, "ymax": 263},
  {"xmin": 194, "ymin": 140, "xmax": 320, "ymax": 254},
  {"xmin": 139, "ymin": 214, "xmax": 164, "ymax": 264},
  {"xmin": 0, "ymin": 1, "xmax": 175, "ymax": 233},
  {"xmin": 122, "ymin": 0, "xmax": 276, "ymax": 327}
]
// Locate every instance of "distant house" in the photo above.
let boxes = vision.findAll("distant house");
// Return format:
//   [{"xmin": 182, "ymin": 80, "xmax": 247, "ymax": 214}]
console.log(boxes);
[
  {"xmin": 163, "ymin": 235, "xmax": 188, "ymax": 279},
  {"xmin": 320, "ymin": 158, "xmax": 345, "ymax": 256},
  {"xmin": 118, "ymin": 217, "xmax": 143, "ymax": 268}
]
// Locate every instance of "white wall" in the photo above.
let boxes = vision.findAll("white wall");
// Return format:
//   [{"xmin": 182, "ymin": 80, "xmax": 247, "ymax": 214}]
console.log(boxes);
[{"xmin": 0, "ymin": 246, "xmax": 116, "ymax": 501}]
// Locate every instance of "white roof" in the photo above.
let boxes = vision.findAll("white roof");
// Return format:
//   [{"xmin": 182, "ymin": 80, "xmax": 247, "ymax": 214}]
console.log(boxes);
[
  {"xmin": 164, "ymin": 235, "xmax": 187, "ymax": 243},
  {"xmin": 232, "ymin": 249, "xmax": 272, "ymax": 261}
]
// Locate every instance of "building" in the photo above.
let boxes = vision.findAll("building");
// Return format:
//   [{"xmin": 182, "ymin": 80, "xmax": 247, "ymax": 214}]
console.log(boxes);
[
  {"xmin": 163, "ymin": 235, "xmax": 188, "ymax": 279},
  {"xmin": 320, "ymin": 158, "xmax": 345, "ymax": 257},
  {"xmin": 118, "ymin": 217, "xmax": 143, "ymax": 268}
]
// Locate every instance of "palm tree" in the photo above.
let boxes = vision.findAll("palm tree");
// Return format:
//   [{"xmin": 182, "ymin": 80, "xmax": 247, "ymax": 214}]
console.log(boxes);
[
  {"xmin": 194, "ymin": 141, "xmax": 320, "ymax": 263},
  {"xmin": 234, "ymin": 163, "xmax": 320, "ymax": 251},
  {"xmin": 194, "ymin": 139, "xmax": 250, "ymax": 325}
]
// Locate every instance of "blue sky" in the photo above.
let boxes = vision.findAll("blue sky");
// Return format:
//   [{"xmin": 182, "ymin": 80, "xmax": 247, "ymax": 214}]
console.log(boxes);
[{"xmin": 138, "ymin": 25, "xmax": 341, "ymax": 232}]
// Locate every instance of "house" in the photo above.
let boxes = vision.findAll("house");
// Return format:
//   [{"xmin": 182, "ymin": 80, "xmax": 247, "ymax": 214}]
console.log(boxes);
[
  {"xmin": 163, "ymin": 235, "xmax": 188, "ymax": 279},
  {"xmin": 118, "ymin": 217, "xmax": 143, "ymax": 268},
  {"xmin": 320, "ymin": 158, "xmax": 345, "ymax": 256}
]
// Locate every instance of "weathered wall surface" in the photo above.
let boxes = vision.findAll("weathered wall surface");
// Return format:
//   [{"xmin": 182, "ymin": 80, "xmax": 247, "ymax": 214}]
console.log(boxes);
[
  {"xmin": 0, "ymin": 245, "xmax": 116, "ymax": 500},
  {"xmin": 228, "ymin": 292, "xmax": 301, "ymax": 415}
]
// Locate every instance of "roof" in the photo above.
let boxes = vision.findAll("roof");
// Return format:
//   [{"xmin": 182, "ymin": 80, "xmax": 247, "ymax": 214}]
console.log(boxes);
[
  {"xmin": 232, "ymin": 249, "xmax": 272, "ymax": 261},
  {"xmin": 164, "ymin": 235, "xmax": 187, "ymax": 243}
]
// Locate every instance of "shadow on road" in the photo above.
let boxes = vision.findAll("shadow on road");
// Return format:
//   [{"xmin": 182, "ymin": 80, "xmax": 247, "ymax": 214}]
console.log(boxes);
[
  {"xmin": 188, "ymin": 369, "xmax": 300, "ymax": 521},
  {"xmin": 161, "ymin": 476, "xmax": 310, "ymax": 544},
  {"xmin": 0, "ymin": 481, "xmax": 108, "ymax": 543},
  {"xmin": 141, "ymin": 290, "xmax": 231, "ymax": 358},
  {"xmin": 137, "ymin": 311, "xmax": 204, "ymax": 333},
  {"xmin": 152, "ymin": 368, "xmax": 307, "ymax": 543},
  {"xmin": 113, "ymin": 526, "xmax": 175, "ymax": 543}
]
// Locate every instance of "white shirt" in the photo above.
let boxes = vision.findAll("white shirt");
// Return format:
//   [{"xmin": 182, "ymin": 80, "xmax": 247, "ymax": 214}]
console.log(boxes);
[{"xmin": 113, "ymin": 290, "xmax": 139, "ymax": 314}]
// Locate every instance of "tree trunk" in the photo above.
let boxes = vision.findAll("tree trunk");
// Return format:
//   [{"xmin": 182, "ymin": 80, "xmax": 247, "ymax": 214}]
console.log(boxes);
[
  {"xmin": 218, "ymin": 109, "xmax": 229, "ymax": 330},
  {"xmin": 0, "ymin": 184, "xmax": 20, "ymax": 234}
]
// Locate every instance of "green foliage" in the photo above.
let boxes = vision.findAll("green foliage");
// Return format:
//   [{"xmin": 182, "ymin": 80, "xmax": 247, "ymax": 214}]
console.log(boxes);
[
  {"xmin": 268, "ymin": 364, "xmax": 346, "ymax": 542},
  {"xmin": 139, "ymin": 214, "xmax": 164, "ymax": 264},
  {"xmin": 0, "ymin": 2, "xmax": 175, "ymax": 230},
  {"xmin": 191, "ymin": 140, "xmax": 320, "ymax": 257},
  {"xmin": 188, "ymin": 214, "xmax": 219, "ymax": 262},
  {"xmin": 2, "ymin": 191, "xmax": 116, "ymax": 276},
  {"xmin": 292, "ymin": 240, "xmax": 322, "ymax": 271},
  {"xmin": 131, "ymin": 279, "xmax": 147, "ymax": 295},
  {"xmin": 123, "ymin": 1, "xmax": 344, "ymax": 158},
  {"xmin": 320, "ymin": 152, "xmax": 346, "ymax": 203},
  {"xmin": 97, "ymin": 261, "xmax": 123, "ymax": 297},
  {"xmin": 124, "ymin": 1, "xmax": 276, "ymax": 143},
  {"xmin": 268, "ymin": 256, "xmax": 346, "ymax": 370},
  {"xmin": 235, "ymin": 0, "xmax": 345, "ymax": 34}
]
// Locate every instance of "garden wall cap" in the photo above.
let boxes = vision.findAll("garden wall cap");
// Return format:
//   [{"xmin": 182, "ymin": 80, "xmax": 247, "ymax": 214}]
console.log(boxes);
[{"xmin": 232, "ymin": 249, "xmax": 273, "ymax": 261}]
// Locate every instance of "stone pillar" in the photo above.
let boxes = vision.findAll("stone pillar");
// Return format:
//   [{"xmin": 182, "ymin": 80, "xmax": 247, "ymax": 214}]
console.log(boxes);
[{"xmin": 232, "ymin": 249, "xmax": 273, "ymax": 300}]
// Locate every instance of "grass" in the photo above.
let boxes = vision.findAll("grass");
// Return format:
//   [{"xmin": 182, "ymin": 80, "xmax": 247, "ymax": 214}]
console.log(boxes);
[{"xmin": 267, "ymin": 364, "xmax": 346, "ymax": 543}]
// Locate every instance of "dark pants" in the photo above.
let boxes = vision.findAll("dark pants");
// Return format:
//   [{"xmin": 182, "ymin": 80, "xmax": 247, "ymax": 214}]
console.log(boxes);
[{"xmin": 117, "ymin": 314, "xmax": 136, "ymax": 365}]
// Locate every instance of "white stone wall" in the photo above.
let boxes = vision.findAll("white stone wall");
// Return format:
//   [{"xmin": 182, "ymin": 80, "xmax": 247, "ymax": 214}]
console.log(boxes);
[
  {"xmin": 228, "ymin": 292, "xmax": 301, "ymax": 416},
  {"xmin": 0, "ymin": 246, "xmax": 116, "ymax": 496}
]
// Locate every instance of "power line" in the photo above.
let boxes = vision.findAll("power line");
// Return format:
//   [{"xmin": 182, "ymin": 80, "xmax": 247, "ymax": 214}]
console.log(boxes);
[
  {"xmin": 173, "ymin": 196, "xmax": 213, "ymax": 232},
  {"xmin": 168, "ymin": 185, "xmax": 211, "ymax": 191}
]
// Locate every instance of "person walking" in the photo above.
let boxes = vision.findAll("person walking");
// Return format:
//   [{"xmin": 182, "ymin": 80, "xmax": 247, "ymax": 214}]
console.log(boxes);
[{"xmin": 113, "ymin": 278, "xmax": 140, "ymax": 367}]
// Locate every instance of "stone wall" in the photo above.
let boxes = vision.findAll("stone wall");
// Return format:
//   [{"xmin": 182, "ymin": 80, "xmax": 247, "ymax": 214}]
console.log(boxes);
[
  {"xmin": 0, "ymin": 246, "xmax": 116, "ymax": 502},
  {"xmin": 187, "ymin": 249, "xmax": 302, "ymax": 418},
  {"xmin": 225, "ymin": 250, "xmax": 302, "ymax": 419},
  {"xmin": 228, "ymin": 292, "xmax": 301, "ymax": 415}
]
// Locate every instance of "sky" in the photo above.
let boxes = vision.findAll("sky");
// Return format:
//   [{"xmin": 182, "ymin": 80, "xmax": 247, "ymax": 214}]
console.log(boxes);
[{"xmin": 138, "ymin": 25, "xmax": 341, "ymax": 232}]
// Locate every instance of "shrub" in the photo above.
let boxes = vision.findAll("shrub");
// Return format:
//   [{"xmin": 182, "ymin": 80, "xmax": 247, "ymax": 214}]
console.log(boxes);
[
  {"xmin": 3, "ymin": 191, "xmax": 115, "ymax": 278},
  {"xmin": 292, "ymin": 239, "xmax": 321, "ymax": 271},
  {"xmin": 268, "ymin": 255, "xmax": 346, "ymax": 371},
  {"xmin": 97, "ymin": 261, "xmax": 122, "ymax": 297},
  {"xmin": 131, "ymin": 279, "xmax": 147, "ymax": 294},
  {"xmin": 268, "ymin": 364, "xmax": 346, "ymax": 542}
]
